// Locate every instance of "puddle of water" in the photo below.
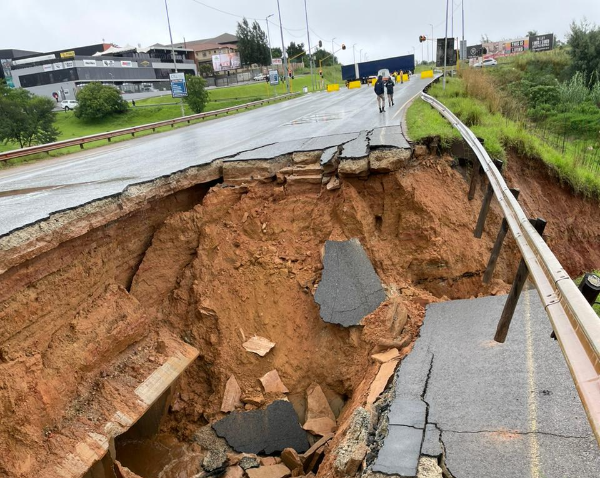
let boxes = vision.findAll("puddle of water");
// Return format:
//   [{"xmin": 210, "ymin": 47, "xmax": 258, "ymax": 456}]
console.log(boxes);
[{"xmin": 116, "ymin": 434, "xmax": 204, "ymax": 478}]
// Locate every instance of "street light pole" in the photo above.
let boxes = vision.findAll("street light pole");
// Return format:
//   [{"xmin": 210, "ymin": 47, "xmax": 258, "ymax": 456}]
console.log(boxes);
[
  {"xmin": 303, "ymin": 0, "xmax": 315, "ymax": 91},
  {"xmin": 164, "ymin": 0, "xmax": 185, "ymax": 117},
  {"xmin": 276, "ymin": 0, "xmax": 290, "ymax": 93},
  {"xmin": 266, "ymin": 14, "xmax": 274, "ymax": 66},
  {"xmin": 429, "ymin": 23, "xmax": 434, "ymax": 64},
  {"xmin": 443, "ymin": 0, "xmax": 449, "ymax": 90},
  {"xmin": 461, "ymin": 0, "xmax": 465, "ymax": 60},
  {"xmin": 331, "ymin": 37, "xmax": 336, "ymax": 64},
  {"xmin": 353, "ymin": 43, "xmax": 358, "ymax": 80}
]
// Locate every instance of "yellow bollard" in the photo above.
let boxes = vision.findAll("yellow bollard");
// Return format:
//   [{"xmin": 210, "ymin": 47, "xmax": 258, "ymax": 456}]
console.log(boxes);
[
  {"xmin": 402, "ymin": 74, "xmax": 409, "ymax": 82},
  {"xmin": 326, "ymin": 83, "xmax": 340, "ymax": 92},
  {"xmin": 348, "ymin": 80, "xmax": 361, "ymax": 89},
  {"xmin": 420, "ymin": 70, "xmax": 434, "ymax": 79}
]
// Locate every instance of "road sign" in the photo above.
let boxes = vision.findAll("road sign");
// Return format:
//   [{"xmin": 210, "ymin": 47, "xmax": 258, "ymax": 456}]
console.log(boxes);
[
  {"xmin": 269, "ymin": 69, "xmax": 279, "ymax": 86},
  {"xmin": 436, "ymin": 38, "xmax": 457, "ymax": 67},
  {"xmin": 169, "ymin": 72, "xmax": 187, "ymax": 98},
  {"xmin": 272, "ymin": 58, "xmax": 283, "ymax": 65}
]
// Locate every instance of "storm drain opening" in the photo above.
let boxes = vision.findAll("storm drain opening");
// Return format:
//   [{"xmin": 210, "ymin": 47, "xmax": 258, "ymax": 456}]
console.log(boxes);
[{"xmin": 10, "ymin": 146, "xmax": 596, "ymax": 478}]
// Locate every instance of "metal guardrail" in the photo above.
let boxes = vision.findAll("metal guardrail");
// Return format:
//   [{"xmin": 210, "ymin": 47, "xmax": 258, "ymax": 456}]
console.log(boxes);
[
  {"xmin": 422, "ymin": 92, "xmax": 600, "ymax": 445},
  {"xmin": 0, "ymin": 93, "xmax": 301, "ymax": 162}
]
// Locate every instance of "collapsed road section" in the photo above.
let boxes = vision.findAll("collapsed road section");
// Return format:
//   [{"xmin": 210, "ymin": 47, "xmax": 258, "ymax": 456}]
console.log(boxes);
[{"xmin": 1, "ymin": 124, "xmax": 599, "ymax": 478}]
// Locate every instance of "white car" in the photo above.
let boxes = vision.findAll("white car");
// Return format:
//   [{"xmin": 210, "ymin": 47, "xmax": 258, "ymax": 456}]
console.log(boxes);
[
  {"xmin": 60, "ymin": 99, "xmax": 78, "ymax": 111},
  {"xmin": 253, "ymin": 74, "xmax": 268, "ymax": 81},
  {"xmin": 474, "ymin": 58, "xmax": 498, "ymax": 68}
]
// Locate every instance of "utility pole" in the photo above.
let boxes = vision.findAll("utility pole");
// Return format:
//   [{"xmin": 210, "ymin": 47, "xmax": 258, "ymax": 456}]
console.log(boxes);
[
  {"xmin": 353, "ymin": 43, "xmax": 358, "ymax": 80},
  {"xmin": 360, "ymin": 48, "xmax": 363, "ymax": 62},
  {"xmin": 164, "ymin": 0, "xmax": 185, "ymax": 117},
  {"xmin": 276, "ymin": 0, "xmax": 290, "ymax": 93},
  {"xmin": 332, "ymin": 37, "xmax": 336, "ymax": 64},
  {"xmin": 266, "ymin": 14, "xmax": 274, "ymax": 66},
  {"xmin": 303, "ymin": 0, "xmax": 314, "ymax": 91},
  {"xmin": 443, "ymin": 0, "xmax": 449, "ymax": 90},
  {"xmin": 461, "ymin": 0, "xmax": 465, "ymax": 61}
]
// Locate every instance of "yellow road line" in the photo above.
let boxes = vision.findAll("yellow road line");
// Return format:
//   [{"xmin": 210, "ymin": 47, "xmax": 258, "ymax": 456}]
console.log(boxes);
[{"xmin": 525, "ymin": 289, "xmax": 541, "ymax": 478}]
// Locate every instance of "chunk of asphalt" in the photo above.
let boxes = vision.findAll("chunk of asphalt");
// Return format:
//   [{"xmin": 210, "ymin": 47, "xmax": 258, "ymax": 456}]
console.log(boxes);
[
  {"xmin": 421, "ymin": 424, "xmax": 443, "ymax": 457},
  {"xmin": 320, "ymin": 146, "xmax": 338, "ymax": 166},
  {"xmin": 387, "ymin": 398, "xmax": 427, "ymax": 429},
  {"xmin": 314, "ymin": 239, "xmax": 386, "ymax": 327},
  {"xmin": 212, "ymin": 400, "xmax": 309, "ymax": 455},
  {"xmin": 372, "ymin": 425, "xmax": 423, "ymax": 477},
  {"xmin": 340, "ymin": 131, "xmax": 369, "ymax": 159},
  {"xmin": 370, "ymin": 126, "xmax": 411, "ymax": 149}
]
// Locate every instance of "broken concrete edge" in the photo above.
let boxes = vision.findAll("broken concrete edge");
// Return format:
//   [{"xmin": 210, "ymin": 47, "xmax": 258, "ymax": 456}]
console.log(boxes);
[
  {"xmin": 54, "ymin": 341, "xmax": 200, "ymax": 478},
  {"xmin": 0, "ymin": 142, "xmax": 413, "ymax": 275}
]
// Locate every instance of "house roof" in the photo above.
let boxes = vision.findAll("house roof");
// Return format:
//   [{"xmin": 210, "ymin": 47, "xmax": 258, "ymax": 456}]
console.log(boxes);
[
  {"xmin": 172, "ymin": 33, "xmax": 238, "ymax": 49},
  {"xmin": 185, "ymin": 42, "xmax": 238, "ymax": 52}
]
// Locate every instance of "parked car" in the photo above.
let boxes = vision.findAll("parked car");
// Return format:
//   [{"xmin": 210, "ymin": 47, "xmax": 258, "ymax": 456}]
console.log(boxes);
[
  {"xmin": 253, "ymin": 73, "xmax": 268, "ymax": 81},
  {"xmin": 377, "ymin": 69, "xmax": 392, "ymax": 81},
  {"xmin": 474, "ymin": 58, "xmax": 498, "ymax": 68},
  {"xmin": 60, "ymin": 99, "xmax": 78, "ymax": 111}
]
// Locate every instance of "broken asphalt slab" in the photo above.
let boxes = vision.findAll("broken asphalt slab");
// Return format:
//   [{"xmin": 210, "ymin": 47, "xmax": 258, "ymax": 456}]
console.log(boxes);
[
  {"xmin": 212, "ymin": 400, "xmax": 309, "ymax": 455},
  {"xmin": 314, "ymin": 239, "xmax": 386, "ymax": 327},
  {"xmin": 370, "ymin": 126, "xmax": 411, "ymax": 150},
  {"xmin": 374, "ymin": 289, "xmax": 600, "ymax": 477}
]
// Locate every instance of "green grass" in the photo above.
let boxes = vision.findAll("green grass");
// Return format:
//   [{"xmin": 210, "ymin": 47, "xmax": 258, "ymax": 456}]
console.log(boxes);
[
  {"xmin": 407, "ymin": 77, "xmax": 600, "ymax": 198},
  {"xmin": 0, "ymin": 66, "xmax": 344, "ymax": 168}
]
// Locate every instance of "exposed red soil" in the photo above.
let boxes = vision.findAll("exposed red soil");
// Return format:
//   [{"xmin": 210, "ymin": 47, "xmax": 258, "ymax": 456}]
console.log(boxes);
[{"xmin": 0, "ymin": 151, "xmax": 597, "ymax": 478}]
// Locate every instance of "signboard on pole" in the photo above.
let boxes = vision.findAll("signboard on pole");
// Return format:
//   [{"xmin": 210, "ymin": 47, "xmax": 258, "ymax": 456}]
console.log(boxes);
[
  {"xmin": 269, "ymin": 70, "xmax": 279, "ymax": 86},
  {"xmin": 436, "ymin": 38, "xmax": 456, "ymax": 67},
  {"xmin": 169, "ymin": 72, "xmax": 187, "ymax": 98},
  {"xmin": 530, "ymin": 34, "xmax": 554, "ymax": 52},
  {"xmin": 272, "ymin": 58, "xmax": 283, "ymax": 65},
  {"xmin": 467, "ymin": 44, "xmax": 482, "ymax": 59}
]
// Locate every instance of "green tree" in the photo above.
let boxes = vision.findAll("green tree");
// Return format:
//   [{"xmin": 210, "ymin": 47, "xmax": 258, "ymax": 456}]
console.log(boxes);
[
  {"xmin": 527, "ymin": 30, "xmax": 538, "ymax": 37},
  {"xmin": 286, "ymin": 42, "xmax": 305, "ymax": 61},
  {"xmin": 0, "ymin": 86, "xmax": 58, "ymax": 148},
  {"xmin": 74, "ymin": 82, "xmax": 128, "ymax": 121},
  {"xmin": 271, "ymin": 47, "xmax": 282, "ymax": 59},
  {"xmin": 236, "ymin": 18, "xmax": 270, "ymax": 65},
  {"xmin": 198, "ymin": 63, "xmax": 214, "ymax": 77},
  {"xmin": 184, "ymin": 75, "xmax": 209, "ymax": 114},
  {"xmin": 567, "ymin": 20, "xmax": 600, "ymax": 85},
  {"xmin": 314, "ymin": 49, "xmax": 337, "ymax": 67}
]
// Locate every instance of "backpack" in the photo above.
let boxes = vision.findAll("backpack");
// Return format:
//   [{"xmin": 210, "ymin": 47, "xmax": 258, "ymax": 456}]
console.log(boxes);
[{"xmin": 374, "ymin": 80, "xmax": 384, "ymax": 95}]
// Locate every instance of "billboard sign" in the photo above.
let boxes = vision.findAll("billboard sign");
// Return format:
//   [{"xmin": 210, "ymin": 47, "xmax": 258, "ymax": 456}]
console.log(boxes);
[
  {"xmin": 83, "ymin": 59, "xmax": 97, "ymax": 67},
  {"xmin": 60, "ymin": 51, "xmax": 75, "ymax": 58},
  {"xmin": 12, "ymin": 54, "xmax": 55, "ymax": 66},
  {"xmin": 170, "ymin": 72, "xmax": 187, "ymax": 98},
  {"xmin": 43, "ymin": 64, "xmax": 53, "ymax": 72},
  {"xmin": 138, "ymin": 60, "xmax": 152, "ymax": 68},
  {"xmin": 53, "ymin": 62, "xmax": 64, "ymax": 70},
  {"xmin": 212, "ymin": 52, "xmax": 241, "ymax": 71},
  {"xmin": 63, "ymin": 60, "xmax": 74, "ymax": 68},
  {"xmin": 102, "ymin": 59, "xmax": 115, "ymax": 67},
  {"xmin": 530, "ymin": 34, "xmax": 554, "ymax": 52},
  {"xmin": 272, "ymin": 58, "xmax": 283, "ymax": 65},
  {"xmin": 269, "ymin": 69, "xmax": 279, "ymax": 86},
  {"xmin": 120, "ymin": 60, "xmax": 133, "ymax": 67},
  {"xmin": 436, "ymin": 38, "xmax": 456, "ymax": 67},
  {"xmin": 467, "ymin": 44, "xmax": 482, "ymax": 59}
]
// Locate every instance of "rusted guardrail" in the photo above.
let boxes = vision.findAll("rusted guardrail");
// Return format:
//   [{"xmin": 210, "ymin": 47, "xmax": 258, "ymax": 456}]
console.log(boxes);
[
  {"xmin": 422, "ymin": 92, "xmax": 600, "ymax": 446},
  {"xmin": 0, "ymin": 92, "xmax": 301, "ymax": 162}
]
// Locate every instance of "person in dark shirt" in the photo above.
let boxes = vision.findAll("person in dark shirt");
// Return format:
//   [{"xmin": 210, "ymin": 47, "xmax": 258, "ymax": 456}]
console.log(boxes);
[
  {"xmin": 385, "ymin": 77, "xmax": 394, "ymax": 107},
  {"xmin": 374, "ymin": 75, "xmax": 385, "ymax": 113}
]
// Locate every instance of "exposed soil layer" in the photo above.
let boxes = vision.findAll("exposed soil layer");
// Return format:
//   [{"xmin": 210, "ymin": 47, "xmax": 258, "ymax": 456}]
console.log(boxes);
[{"xmin": 0, "ymin": 151, "xmax": 597, "ymax": 478}]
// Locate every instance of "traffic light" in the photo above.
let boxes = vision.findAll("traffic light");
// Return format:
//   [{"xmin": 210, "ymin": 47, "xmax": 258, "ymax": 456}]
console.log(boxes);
[
  {"xmin": 319, "ymin": 70, "xmax": 323, "ymax": 77},
  {"xmin": 419, "ymin": 35, "xmax": 426, "ymax": 43},
  {"xmin": 318, "ymin": 40, "xmax": 322, "ymax": 48},
  {"xmin": 341, "ymin": 44, "xmax": 346, "ymax": 50}
]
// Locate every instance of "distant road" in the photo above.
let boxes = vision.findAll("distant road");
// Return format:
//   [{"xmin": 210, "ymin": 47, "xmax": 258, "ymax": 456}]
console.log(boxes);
[{"xmin": 0, "ymin": 77, "xmax": 432, "ymax": 237}]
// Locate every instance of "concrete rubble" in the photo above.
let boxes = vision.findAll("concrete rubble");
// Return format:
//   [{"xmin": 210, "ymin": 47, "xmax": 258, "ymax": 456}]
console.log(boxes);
[
  {"xmin": 221, "ymin": 374, "xmax": 243, "ymax": 412},
  {"xmin": 371, "ymin": 348, "xmax": 400, "ymax": 364},
  {"xmin": 212, "ymin": 400, "xmax": 309, "ymax": 455},
  {"xmin": 303, "ymin": 383, "xmax": 337, "ymax": 436},
  {"xmin": 260, "ymin": 370, "xmax": 290, "ymax": 394},
  {"xmin": 243, "ymin": 336, "xmax": 276, "ymax": 356},
  {"xmin": 314, "ymin": 239, "xmax": 386, "ymax": 327}
]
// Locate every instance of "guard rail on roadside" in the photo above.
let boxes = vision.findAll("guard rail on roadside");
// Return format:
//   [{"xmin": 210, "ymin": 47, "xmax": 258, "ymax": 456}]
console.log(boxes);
[
  {"xmin": 422, "ymin": 91, "xmax": 600, "ymax": 446},
  {"xmin": 0, "ymin": 93, "xmax": 301, "ymax": 162}
]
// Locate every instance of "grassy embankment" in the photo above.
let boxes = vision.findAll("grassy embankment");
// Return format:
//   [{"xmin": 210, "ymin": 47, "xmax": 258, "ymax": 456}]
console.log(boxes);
[
  {"xmin": 406, "ymin": 58, "xmax": 600, "ymax": 199},
  {"xmin": 0, "ymin": 66, "xmax": 343, "ymax": 168}
]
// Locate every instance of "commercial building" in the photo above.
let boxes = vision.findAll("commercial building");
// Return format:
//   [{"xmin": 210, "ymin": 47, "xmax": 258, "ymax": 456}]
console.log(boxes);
[
  {"xmin": 172, "ymin": 33, "xmax": 239, "ymax": 68},
  {"xmin": 2, "ymin": 43, "xmax": 197, "ymax": 101}
]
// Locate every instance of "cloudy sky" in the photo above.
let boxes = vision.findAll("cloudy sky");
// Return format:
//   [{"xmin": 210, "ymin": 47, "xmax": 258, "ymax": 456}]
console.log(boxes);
[{"xmin": 3, "ymin": 0, "xmax": 599, "ymax": 63}]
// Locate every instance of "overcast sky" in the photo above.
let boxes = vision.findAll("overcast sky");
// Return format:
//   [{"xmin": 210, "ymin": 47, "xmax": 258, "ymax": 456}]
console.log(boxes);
[{"xmin": 3, "ymin": 0, "xmax": 599, "ymax": 64}]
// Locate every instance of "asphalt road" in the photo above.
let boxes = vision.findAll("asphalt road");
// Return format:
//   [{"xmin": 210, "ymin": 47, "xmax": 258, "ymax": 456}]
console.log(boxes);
[
  {"xmin": 0, "ymin": 76, "xmax": 431, "ymax": 237},
  {"xmin": 375, "ymin": 289, "xmax": 600, "ymax": 477}
]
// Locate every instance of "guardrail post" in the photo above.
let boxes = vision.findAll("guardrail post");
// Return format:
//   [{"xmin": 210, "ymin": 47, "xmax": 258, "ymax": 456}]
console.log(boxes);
[
  {"xmin": 80, "ymin": 144, "xmax": 84, "ymax": 150},
  {"xmin": 494, "ymin": 217, "xmax": 547, "ymax": 343},
  {"xmin": 482, "ymin": 188, "xmax": 520, "ymax": 284},
  {"xmin": 468, "ymin": 138, "xmax": 485, "ymax": 201},
  {"xmin": 474, "ymin": 159, "xmax": 504, "ymax": 238}
]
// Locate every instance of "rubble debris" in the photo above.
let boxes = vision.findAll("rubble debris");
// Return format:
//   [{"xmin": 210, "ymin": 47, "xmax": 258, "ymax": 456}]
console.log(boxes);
[
  {"xmin": 371, "ymin": 348, "xmax": 400, "ymax": 364},
  {"xmin": 303, "ymin": 416, "xmax": 337, "ymax": 436},
  {"xmin": 221, "ymin": 375, "xmax": 243, "ymax": 412},
  {"xmin": 301, "ymin": 433, "xmax": 334, "ymax": 462},
  {"xmin": 334, "ymin": 408, "xmax": 371, "ymax": 476},
  {"xmin": 246, "ymin": 464, "xmax": 292, "ymax": 478},
  {"xmin": 372, "ymin": 425, "xmax": 422, "ymax": 477},
  {"xmin": 326, "ymin": 175, "xmax": 341, "ymax": 191},
  {"xmin": 306, "ymin": 383, "xmax": 336, "ymax": 422},
  {"xmin": 281, "ymin": 448, "xmax": 304, "ymax": 474},
  {"xmin": 366, "ymin": 359, "xmax": 400, "ymax": 407},
  {"xmin": 417, "ymin": 456, "xmax": 443, "ymax": 478},
  {"xmin": 114, "ymin": 461, "xmax": 144, "ymax": 478},
  {"xmin": 239, "ymin": 454, "xmax": 260, "ymax": 470},
  {"xmin": 260, "ymin": 457, "xmax": 280, "ymax": 466},
  {"xmin": 223, "ymin": 465, "xmax": 245, "ymax": 478},
  {"xmin": 203, "ymin": 449, "xmax": 228, "ymax": 472},
  {"xmin": 242, "ymin": 392, "xmax": 266, "ymax": 407},
  {"xmin": 314, "ymin": 239, "xmax": 386, "ymax": 327},
  {"xmin": 320, "ymin": 147, "xmax": 340, "ymax": 174},
  {"xmin": 260, "ymin": 370, "xmax": 290, "ymax": 394},
  {"xmin": 212, "ymin": 400, "xmax": 309, "ymax": 454},
  {"xmin": 243, "ymin": 336, "xmax": 276, "ymax": 356},
  {"xmin": 369, "ymin": 149, "xmax": 411, "ymax": 173}
]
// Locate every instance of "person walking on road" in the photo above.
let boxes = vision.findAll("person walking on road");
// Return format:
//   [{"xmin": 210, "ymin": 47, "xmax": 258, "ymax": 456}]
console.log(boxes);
[
  {"xmin": 385, "ymin": 77, "xmax": 394, "ymax": 107},
  {"xmin": 374, "ymin": 75, "xmax": 385, "ymax": 113}
]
